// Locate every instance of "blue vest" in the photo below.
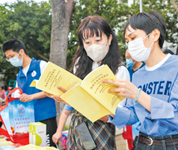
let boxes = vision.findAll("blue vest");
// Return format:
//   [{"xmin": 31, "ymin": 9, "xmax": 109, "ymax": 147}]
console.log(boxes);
[
  {"xmin": 127, "ymin": 62, "xmax": 145, "ymax": 82},
  {"xmin": 17, "ymin": 58, "xmax": 56, "ymax": 121}
]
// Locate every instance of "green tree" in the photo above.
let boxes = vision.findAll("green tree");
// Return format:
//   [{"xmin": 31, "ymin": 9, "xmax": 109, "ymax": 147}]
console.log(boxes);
[
  {"xmin": 171, "ymin": 0, "xmax": 178, "ymax": 12},
  {"xmin": 50, "ymin": 0, "xmax": 75, "ymax": 123},
  {"xmin": 133, "ymin": 0, "xmax": 178, "ymax": 45},
  {"xmin": 0, "ymin": 0, "xmax": 52, "ymax": 87},
  {"xmin": 0, "ymin": 0, "xmax": 177, "ymax": 87},
  {"xmin": 67, "ymin": 0, "xmax": 178, "ymax": 68}
]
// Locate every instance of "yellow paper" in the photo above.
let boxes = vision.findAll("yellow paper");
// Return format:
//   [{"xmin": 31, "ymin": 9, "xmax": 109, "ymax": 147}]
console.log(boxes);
[
  {"xmin": 0, "ymin": 138, "xmax": 14, "ymax": 146},
  {"xmin": 30, "ymin": 62, "xmax": 124, "ymax": 123},
  {"xmin": 13, "ymin": 144, "xmax": 59, "ymax": 150},
  {"xmin": 61, "ymin": 85, "xmax": 112, "ymax": 122},
  {"xmin": 61, "ymin": 65, "xmax": 124, "ymax": 122},
  {"xmin": 30, "ymin": 62, "xmax": 82, "ymax": 95},
  {"xmin": 0, "ymin": 139, "xmax": 13, "ymax": 146},
  {"xmin": 30, "ymin": 80, "xmax": 38, "ymax": 87},
  {"xmin": 13, "ymin": 144, "xmax": 41, "ymax": 150},
  {"xmin": 81, "ymin": 65, "xmax": 124, "ymax": 114}
]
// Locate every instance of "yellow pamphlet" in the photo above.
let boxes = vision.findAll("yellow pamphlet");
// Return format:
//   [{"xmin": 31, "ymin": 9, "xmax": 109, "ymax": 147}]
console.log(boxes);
[
  {"xmin": 30, "ymin": 62, "xmax": 82, "ymax": 95},
  {"xmin": 60, "ymin": 65, "xmax": 124, "ymax": 122},
  {"xmin": 0, "ymin": 138, "xmax": 14, "ymax": 146},
  {"xmin": 14, "ymin": 144, "xmax": 58, "ymax": 150},
  {"xmin": 30, "ymin": 62, "xmax": 124, "ymax": 122}
]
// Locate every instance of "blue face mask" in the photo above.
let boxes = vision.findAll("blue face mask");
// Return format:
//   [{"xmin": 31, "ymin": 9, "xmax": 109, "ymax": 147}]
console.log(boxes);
[
  {"xmin": 126, "ymin": 59, "xmax": 134, "ymax": 67},
  {"xmin": 8, "ymin": 53, "xmax": 23, "ymax": 67}
]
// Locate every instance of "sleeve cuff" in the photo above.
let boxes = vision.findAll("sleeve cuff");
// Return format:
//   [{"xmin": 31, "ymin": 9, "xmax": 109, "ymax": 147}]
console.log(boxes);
[
  {"xmin": 63, "ymin": 104, "xmax": 74, "ymax": 111},
  {"xmin": 108, "ymin": 106, "xmax": 131, "ymax": 130},
  {"xmin": 151, "ymin": 96, "xmax": 174, "ymax": 119}
]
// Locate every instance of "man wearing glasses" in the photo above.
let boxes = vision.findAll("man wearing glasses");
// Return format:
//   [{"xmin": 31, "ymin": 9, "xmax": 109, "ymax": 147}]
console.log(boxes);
[{"xmin": 2, "ymin": 39, "xmax": 57, "ymax": 147}]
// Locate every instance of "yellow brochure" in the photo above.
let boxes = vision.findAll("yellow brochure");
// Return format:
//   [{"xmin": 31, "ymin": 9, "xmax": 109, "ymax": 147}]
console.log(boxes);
[
  {"xmin": 30, "ymin": 62, "xmax": 82, "ymax": 95},
  {"xmin": 61, "ymin": 65, "xmax": 124, "ymax": 122},
  {"xmin": 30, "ymin": 62, "xmax": 124, "ymax": 123},
  {"xmin": 14, "ymin": 144, "xmax": 58, "ymax": 150},
  {"xmin": 0, "ymin": 138, "xmax": 14, "ymax": 146},
  {"xmin": 13, "ymin": 144, "xmax": 42, "ymax": 150}
]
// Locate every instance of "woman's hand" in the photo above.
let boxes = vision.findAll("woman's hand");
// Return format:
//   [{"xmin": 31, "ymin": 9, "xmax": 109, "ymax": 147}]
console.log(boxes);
[
  {"xmin": 103, "ymin": 79, "xmax": 152, "ymax": 112},
  {"xmin": 102, "ymin": 79, "xmax": 138, "ymax": 100},
  {"xmin": 99, "ymin": 115, "xmax": 109, "ymax": 122},
  {"xmin": 52, "ymin": 132, "xmax": 62, "ymax": 145},
  {"xmin": 44, "ymin": 86, "xmax": 69, "ymax": 105}
]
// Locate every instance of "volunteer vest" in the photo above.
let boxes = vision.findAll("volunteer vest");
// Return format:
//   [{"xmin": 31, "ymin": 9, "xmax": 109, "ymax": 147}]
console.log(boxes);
[{"xmin": 16, "ymin": 58, "xmax": 56, "ymax": 121}]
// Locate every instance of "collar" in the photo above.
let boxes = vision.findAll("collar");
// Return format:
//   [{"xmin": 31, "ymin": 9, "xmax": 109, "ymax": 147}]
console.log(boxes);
[
  {"xmin": 145, "ymin": 54, "xmax": 171, "ymax": 71},
  {"xmin": 18, "ymin": 58, "xmax": 36, "ymax": 78}
]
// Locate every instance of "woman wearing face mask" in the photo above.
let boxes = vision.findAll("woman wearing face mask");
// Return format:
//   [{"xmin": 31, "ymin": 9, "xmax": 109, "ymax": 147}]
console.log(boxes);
[
  {"xmin": 50, "ymin": 15, "xmax": 130, "ymax": 150},
  {"xmin": 103, "ymin": 10, "xmax": 178, "ymax": 150}
]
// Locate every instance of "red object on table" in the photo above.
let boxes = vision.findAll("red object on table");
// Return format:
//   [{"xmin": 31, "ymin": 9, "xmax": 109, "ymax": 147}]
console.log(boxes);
[
  {"xmin": 0, "ymin": 88, "xmax": 29, "ymax": 146},
  {"xmin": 6, "ymin": 133, "xmax": 29, "ymax": 146},
  {"xmin": 122, "ymin": 126, "xmax": 134, "ymax": 150}
]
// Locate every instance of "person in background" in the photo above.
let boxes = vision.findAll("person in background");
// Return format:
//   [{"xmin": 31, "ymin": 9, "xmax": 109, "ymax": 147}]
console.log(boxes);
[
  {"xmin": 5, "ymin": 86, "xmax": 12, "ymax": 96},
  {"xmin": 49, "ymin": 15, "xmax": 130, "ymax": 150},
  {"xmin": 125, "ymin": 50, "xmax": 145, "ymax": 81},
  {"xmin": 0, "ymin": 84, "xmax": 6, "ymax": 101},
  {"xmin": 2, "ymin": 39, "xmax": 57, "ymax": 147},
  {"xmin": 103, "ymin": 10, "xmax": 178, "ymax": 149},
  {"xmin": 0, "ymin": 84, "xmax": 6, "ymax": 128},
  {"xmin": 163, "ymin": 49, "xmax": 174, "ymax": 55}
]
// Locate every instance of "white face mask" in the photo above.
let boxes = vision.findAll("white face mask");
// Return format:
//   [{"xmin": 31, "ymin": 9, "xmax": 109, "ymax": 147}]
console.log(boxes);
[
  {"xmin": 8, "ymin": 53, "xmax": 23, "ymax": 67},
  {"xmin": 85, "ymin": 42, "xmax": 108, "ymax": 62},
  {"xmin": 128, "ymin": 34, "xmax": 154, "ymax": 62}
]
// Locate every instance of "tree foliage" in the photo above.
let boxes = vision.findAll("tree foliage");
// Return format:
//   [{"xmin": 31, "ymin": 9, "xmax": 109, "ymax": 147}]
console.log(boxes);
[
  {"xmin": 67, "ymin": 0, "xmax": 178, "ymax": 68},
  {"xmin": 171, "ymin": 0, "xmax": 178, "ymax": 12},
  {"xmin": 0, "ymin": 0, "xmax": 51, "ymax": 87},
  {"xmin": 0, "ymin": 0, "xmax": 177, "ymax": 87}
]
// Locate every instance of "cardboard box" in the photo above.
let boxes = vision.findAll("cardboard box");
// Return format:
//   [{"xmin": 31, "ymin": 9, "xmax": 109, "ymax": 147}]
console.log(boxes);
[{"xmin": 29, "ymin": 122, "xmax": 46, "ymax": 147}]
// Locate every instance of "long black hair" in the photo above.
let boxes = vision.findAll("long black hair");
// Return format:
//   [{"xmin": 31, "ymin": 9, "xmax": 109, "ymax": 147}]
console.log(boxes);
[{"xmin": 71, "ymin": 15, "xmax": 121, "ymax": 79}]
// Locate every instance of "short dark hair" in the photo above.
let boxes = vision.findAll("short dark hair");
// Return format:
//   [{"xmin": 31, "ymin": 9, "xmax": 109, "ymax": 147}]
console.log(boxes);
[
  {"xmin": 124, "ymin": 10, "xmax": 166, "ymax": 48},
  {"xmin": 2, "ymin": 39, "xmax": 28, "ymax": 54},
  {"xmin": 163, "ymin": 49, "xmax": 174, "ymax": 55}
]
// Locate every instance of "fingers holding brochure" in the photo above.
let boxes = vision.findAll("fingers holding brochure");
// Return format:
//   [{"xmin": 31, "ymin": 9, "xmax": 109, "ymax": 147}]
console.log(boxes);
[
  {"xmin": 44, "ymin": 86, "xmax": 69, "ymax": 105},
  {"xmin": 102, "ymin": 78, "xmax": 138, "ymax": 100},
  {"xmin": 51, "ymin": 95, "xmax": 69, "ymax": 105}
]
